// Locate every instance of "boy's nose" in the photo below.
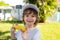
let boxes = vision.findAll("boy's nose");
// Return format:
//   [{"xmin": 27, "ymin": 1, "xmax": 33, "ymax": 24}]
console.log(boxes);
[
  {"xmin": 27, "ymin": 18, "xmax": 33, "ymax": 21},
  {"xmin": 28, "ymin": 16, "xmax": 32, "ymax": 19}
]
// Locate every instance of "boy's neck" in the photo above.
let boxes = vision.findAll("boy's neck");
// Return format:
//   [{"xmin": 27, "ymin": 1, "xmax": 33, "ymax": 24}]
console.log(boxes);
[{"xmin": 25, "ymin": 24, "xmax": 35, "ymax": 29}]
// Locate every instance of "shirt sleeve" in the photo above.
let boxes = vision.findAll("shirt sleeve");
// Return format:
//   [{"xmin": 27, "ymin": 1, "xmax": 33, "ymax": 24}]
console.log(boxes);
[
  {"xmin": 32, "ymin": 30, "xmax": 40, "ymax": 40},
  {"xmin": 15, "ymin": 30, "xmax": 23, "ymax": 40}
]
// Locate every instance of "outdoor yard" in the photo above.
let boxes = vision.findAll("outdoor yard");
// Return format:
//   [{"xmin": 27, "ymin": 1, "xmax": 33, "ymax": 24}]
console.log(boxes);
[{"xmin": 0, "ymin": 22, "xmax": 60, "ymax": 40}]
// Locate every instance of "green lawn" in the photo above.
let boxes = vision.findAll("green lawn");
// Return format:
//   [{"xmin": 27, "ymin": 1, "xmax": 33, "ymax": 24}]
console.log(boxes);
[
  {"xmin": 0, "ymin": 23, "xmax": 12, "ymax": 40},
  {"xmin": 0, "ymin": 22, "xmax": 60, "ymax": 40},
  {"xmin": 37, "ymin": 22, "xmax": 60, "ymax": 40}
]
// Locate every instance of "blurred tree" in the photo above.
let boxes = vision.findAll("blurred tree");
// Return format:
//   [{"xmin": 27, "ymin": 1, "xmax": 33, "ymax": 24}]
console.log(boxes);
[
  {"xmin": 57, "ymin": 0, "xmax": 60, "ymax": 12},
  {"xmin": 24, "ymin": 0, "xmax": 57, "ymax": 23},
  {"xmin": 0, "ymin": 1, "xmax": 9, "ymax": 6},
  {"xmin": 58, "ymin": 7, "xmax": 60, "ymax": 12}
]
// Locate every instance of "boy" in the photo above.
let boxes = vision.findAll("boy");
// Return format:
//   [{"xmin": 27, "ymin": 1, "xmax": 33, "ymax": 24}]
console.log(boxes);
[{"xmin": 11, "ymin": 4, "xmax": 40, "ymax": 40}]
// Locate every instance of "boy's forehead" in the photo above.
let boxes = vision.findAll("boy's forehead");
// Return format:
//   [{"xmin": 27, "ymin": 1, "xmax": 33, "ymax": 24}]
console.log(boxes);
[
  {"xmin": 25, "ymin": 12, "xmax": 36, "ymax": 16},
  {"xmin": 24, "ymin": 9, "xmax": 35, "ymax": 15},
  {"xmin": 25, "ymin": 12, "xmax": 36, "ymax": 15}
]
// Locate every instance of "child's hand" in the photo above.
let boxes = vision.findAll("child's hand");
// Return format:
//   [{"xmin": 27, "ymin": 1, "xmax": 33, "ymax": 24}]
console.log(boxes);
[
  {"xmin": 10, "ymin": 24, "xmax": 16, "ymax": 32},
  {"xmin": 10, "ymin": 24, "xmax": 16, "ymax": 39},
  {"xmin": 22, "ymin": 31, "xmax": 28, "ymax": 40}
]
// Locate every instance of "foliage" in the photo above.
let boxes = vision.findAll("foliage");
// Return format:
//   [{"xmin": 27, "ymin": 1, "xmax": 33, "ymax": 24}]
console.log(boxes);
[
  {"xmin": 24, "ymin": 0, "xmax": 57, "ymax": 22},
  {"xmin": 0, "ymin": 1, "xmax": 9, "ymax": 6},
  {"xmin": 58, "ymin": 7, "xmax": 60, "ymax": 12}
]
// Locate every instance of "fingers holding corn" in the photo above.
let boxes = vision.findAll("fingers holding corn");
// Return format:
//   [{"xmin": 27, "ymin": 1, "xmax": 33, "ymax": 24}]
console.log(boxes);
[{"xmin": 13, "ymin": 23, "xmax": 26, "ymax": 32}]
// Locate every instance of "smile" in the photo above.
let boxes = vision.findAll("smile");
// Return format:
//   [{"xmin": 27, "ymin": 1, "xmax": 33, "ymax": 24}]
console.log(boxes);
[{"xmin": 27, "ymin": 21, "xmax": 33, "ymax": 22}]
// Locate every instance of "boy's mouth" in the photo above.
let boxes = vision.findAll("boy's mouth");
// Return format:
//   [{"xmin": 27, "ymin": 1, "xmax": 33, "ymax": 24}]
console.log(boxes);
[{"xmin": 27, "ymin": 21, "xmax": 33, "ymax": 22}]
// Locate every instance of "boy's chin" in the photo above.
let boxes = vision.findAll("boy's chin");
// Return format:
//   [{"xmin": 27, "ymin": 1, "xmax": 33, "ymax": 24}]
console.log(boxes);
[{"xmin": 26, "ymin": 23, "xmax": 33, "ymax": 25}]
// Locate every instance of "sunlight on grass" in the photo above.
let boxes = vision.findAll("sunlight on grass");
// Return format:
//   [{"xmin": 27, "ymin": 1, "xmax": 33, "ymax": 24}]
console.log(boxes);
[
  {"xmin": 0, "ymin": 22, "xmax": 60, "ymax": 40},
  {"xmin": 0, "ymin": 23, "xmax": 12, "ymax": 31},
  {"xmin": 37, "ymin": 22, "xmax": 60, "ymax": 40},
  {"xmin": 0, "ymin": 23, "xmax": 12, "ymax": 40}
]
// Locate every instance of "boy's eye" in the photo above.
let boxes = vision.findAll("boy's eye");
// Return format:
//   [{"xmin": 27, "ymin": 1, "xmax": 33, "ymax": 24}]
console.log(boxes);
[
  {"xmin": 32, "ymin": 16, "xmax": 35, "ymax": 17},
  {"xmin": 26, "ymin": 15, "xmax": 29, "ymax": 17},
  {"xmin": 32, "ymin": 15, "xmax": 35, "ymax": 17}
]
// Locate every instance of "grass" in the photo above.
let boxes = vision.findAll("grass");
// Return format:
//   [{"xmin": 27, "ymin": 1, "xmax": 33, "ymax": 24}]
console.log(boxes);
[
  {"xmin": 0, "ymin": 22, "xmax": 60, "ymax": 40},
  {"xmin": 0, "ymin": 23, "xmax": 12, "ymax": 40},
  {"xmin": 37, "ymin": 22, "xmax": 60, "ymax": 40}
]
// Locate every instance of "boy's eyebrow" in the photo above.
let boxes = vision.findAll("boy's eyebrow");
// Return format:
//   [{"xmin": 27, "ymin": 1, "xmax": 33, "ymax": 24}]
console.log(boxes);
[
  {"xmin": 24, "ymin": 12, "xmax": 31, "ymax": 15},
  {"xmin": 25, "ymin": 13, "xmax": 36, "ymax": 16}
]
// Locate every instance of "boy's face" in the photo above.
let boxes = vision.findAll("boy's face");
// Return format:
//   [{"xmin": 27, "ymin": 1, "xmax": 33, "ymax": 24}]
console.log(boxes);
[{"xmin": 23, "ymin": 11, "xmax": 36, "ymax": 25}]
